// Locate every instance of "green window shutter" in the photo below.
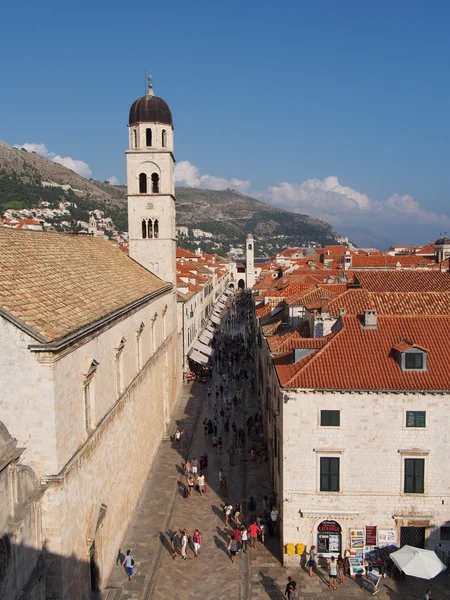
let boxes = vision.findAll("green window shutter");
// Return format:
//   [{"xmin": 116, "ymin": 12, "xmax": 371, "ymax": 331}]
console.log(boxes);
[
  {"xmin": 404, "ymin": 459, "xmax": 414, "ymax": 493},
  {"xmin": 414, "ymin": 459, "xmax": 424, "ymax": 493},
  {"xmin": 320, "ymin": 410, "xmax": 340, "ymax": 427},
  {"xmin": 320, "ymin": 457, "xmax": 329, "ymax": 491},
  {"xmin": 330, "ymin": 457, "xmax": 340, "ymax": 491}
]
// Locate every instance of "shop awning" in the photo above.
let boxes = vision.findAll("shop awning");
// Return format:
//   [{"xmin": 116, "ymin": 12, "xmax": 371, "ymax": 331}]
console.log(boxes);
[
  {"xmin": 201, "ymin": 329, "xmax": 214, "ymax": 340},
  {"xmin": 189, "ymin": 349, "xmax": 209, "ymax": 366},
  {"xmin": 217, "ymin": 299, "xmax": 226, "ymax": 307},
  {"xmin": 224, "ymin": 288, "xmax": 233, "ymax": 296},
  {"xmin": 206, "ymin": 325, "xmax": 215, "ymax": 333},
  {"xmin": 210, "ymin": 313, "xmax": 221, "ymax": 325},
  {"xmin": 199, "ymin": 333, "xmax": 211, "ymax": 345},
  {"xmin": 192, "ymin": 339, "xmax": 213, "ymax": 356}
]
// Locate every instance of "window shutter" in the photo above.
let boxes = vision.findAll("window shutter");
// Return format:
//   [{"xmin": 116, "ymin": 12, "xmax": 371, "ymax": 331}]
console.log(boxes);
[
  {"xmin": 404, "ymin": 459, "xmax": 414, "ymax": 493},
  {"xmin": 330, "ymin": 458, "xmax": 340, "ymax": 491},
  {"xmin": 415, "ymin": 459, "xmax": 424, "ymax": 493},
  {"xmin": 320, "ymin": 457, "xmax": 329, "ymax": 491}
]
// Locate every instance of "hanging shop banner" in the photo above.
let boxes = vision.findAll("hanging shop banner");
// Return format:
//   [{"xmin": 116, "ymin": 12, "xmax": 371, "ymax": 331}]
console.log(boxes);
[
  {"xmin": 365, "ymin": 526, "xmax": 377, "ymax": 546},
  {"xmin": 378, "ymin": 530, "xmax": 397, "ymax": 548}
]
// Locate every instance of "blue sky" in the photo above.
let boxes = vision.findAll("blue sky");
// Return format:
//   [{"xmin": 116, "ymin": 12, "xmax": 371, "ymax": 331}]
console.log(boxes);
[{"xmin": 1, "ymin": 0, "xmax": 450, "ymax": 247}]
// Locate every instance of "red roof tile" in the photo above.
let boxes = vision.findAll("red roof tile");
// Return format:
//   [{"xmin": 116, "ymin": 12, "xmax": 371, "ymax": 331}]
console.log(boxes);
[
  {"xmin": 355, "ymin": 271, "xmax": 450, "ymax": 292},
  {"xmin": 277, "ymin": 315, "xmax": 450, "ymax": 391}
]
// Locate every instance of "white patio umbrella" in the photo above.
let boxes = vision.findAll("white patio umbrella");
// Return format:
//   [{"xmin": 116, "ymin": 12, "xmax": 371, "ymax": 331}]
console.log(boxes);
[{"xmin": 390, "ymin": 545, "xmax": 446, "ymax": 580}]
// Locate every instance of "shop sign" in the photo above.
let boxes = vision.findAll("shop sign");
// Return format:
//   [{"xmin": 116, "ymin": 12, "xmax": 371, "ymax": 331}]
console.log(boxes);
[
  {"xmin": 366, "ymin": 526, "xmax": 377, "ymax": 546},
  {"xmin": 318, "ymin": 520, "xmax": 341, "ymax": 533}
]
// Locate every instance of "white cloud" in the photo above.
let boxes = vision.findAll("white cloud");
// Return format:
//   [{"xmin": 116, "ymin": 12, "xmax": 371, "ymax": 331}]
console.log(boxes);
[
  {"xmin": 175, "ymin": 160, "xmax": 251, "ymax": 194},
  {"xmin": 255, "ymin": 175, "xmax": 450, "ymax": 230},
  {"xmin": 106, "ymin": 176, "xmax": 120, "ymax": 185},
  {"xmin": 14, "ymin": 142, "xmax": 92, "ymax": 178}
]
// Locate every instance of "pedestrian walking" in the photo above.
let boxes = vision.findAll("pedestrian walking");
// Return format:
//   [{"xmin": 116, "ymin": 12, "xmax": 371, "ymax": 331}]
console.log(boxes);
[
  {"xmin": 337, "ymin": 554, "xmax": 345, "ymax": 584},
  {"xmin": 180, "ymin": 529, "xmax": 188, "ymax": 560},
  {"xmin": 233, "ymin": 501, "xmax": 242, "ymax": 525},
  {"xmin": 186, "ymin": 475, "xmax": 194, "ymax": 497},
  {"xmin": 248, "ymin": 521, "xmax": 260, "ymax": 549},
  {"xmin": 191, "ymin": 457, "xmax": 199, "ymax": 475},
  {"xmin": 193, "ymin": 529, "xmax": 202, "ymax": 557},
  {"xmin": 220, "ymin": 475, "xmax": 228, "ymax": 497},
  {"xmin": 328, "ymin": 556, "xmax": 338, "ymax": 590},
  {"xmin": 122, "ymin": 549, "xmax": 135, "ymax": 581},
  {"xmin": 308, "ymin": 545, "xmax": 316, "ymax": 577},
  {"xmin": 212, "ymin": 434, "xmax": 218, "ymax": 453},
  {"xmin": 224, "ymin": 502, "xmax": 233, "ymax": 525},
  {"xmin": 228, "ymin": 538, "xmax": 239, "ymax": 564},
  {"xmin": 228, "ymin": 444, "xmax": 235, "ymax": 466},
  {"xmin": 184, "ymin": 459, "xmax": 192, "ymax": 475},
  {"xmin": 284, "ymin": 576, "xmax": 297, "ymax": 599},
  {"xmin": 169, "ymin": 530, "xmax": 179, "ymax": 559},
  {"xmin": 203, "ymin": 418, "xmax": 208, "ymax": 435},
  {"xmin": 218, "ymin": 437, "xmax": 223, "ymax": 453},
  {"xmin": 175, "ymin": 429, "xmax": 181, "ymax": 442},
  {"xmin": 207, "ymin": 420, "xmax": 213, "ymax": 435},
  {"xmin": 241, "ymin": 526, "xmax": 249, "ymax": 553},
  {"xmin": 197, "ymin": 472, "xmax": 205, "ymax": 495}
]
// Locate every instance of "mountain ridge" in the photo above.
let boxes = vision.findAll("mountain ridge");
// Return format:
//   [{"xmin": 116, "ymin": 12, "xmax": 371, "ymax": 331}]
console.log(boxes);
[{"xmin": 0, "ymin": 140, "xmax": 344, "ymax": 253}]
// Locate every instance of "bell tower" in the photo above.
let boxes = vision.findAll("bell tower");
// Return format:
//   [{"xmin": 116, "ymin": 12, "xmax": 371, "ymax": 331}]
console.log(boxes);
[
  {"xmin": 126, "ymin": 77, "xmax": 176, "ymax": 285},
  {"xmin": 246, "ymin": 233, "xmax": 256, "ymax": 288}
]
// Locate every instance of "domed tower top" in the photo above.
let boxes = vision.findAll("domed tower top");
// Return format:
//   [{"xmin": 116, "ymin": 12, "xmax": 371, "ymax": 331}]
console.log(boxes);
[{"xmin": 128, "ymin": 76, "xmax": 173, "ymax": 126}]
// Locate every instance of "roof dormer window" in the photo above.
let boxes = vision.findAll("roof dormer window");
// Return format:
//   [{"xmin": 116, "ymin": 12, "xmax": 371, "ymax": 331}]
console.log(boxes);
[{"xmin": 393, "ymin": 341, "xmax": 427, "ymax": 372}]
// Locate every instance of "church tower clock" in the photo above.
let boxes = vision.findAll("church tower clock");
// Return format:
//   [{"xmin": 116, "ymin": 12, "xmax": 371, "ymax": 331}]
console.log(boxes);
[{"xmin": 126, "ymin": 77, "xmax": 176, "ymax": 285}]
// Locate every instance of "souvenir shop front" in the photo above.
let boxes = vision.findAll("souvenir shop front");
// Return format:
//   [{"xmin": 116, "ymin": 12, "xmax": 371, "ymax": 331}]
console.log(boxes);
[{"xmin": 316, "ymin": 520, "xmax": 342, "ymax": 555}]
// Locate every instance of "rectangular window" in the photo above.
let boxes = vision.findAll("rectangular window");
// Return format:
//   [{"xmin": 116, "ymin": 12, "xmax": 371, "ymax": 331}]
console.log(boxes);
[
  {"xmin": 84, "ymin": 381, "xmax": 92, "ymax": 432},
  {"xmin": 440, "ymin": 527, "xmax": 450, "ymax": 541},
  {"xmin": 320, "ymin": 410, "xmax": 340, "ymax": 427},
  {"xmin": 406, "ymin": 411, "xmax": 426, "ymax": 428},
  {"xmin": 320, "ymin": 457, "xmax": 340, "ymax": 492},
  {"xmin": 405, "ymin": 353, "xmax": 424, "ymax": 369},
  {"xmin": 404, "ymin": 458, "xmax": 424, "ymax": 493}
]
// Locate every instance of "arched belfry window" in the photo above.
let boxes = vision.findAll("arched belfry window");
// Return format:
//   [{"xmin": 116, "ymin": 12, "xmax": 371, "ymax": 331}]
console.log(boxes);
[
  {"xmin": 146, "ymin": 128, "xmax": 152, "ymax": 147},
  {"xmin": 148, "ymin": 220, "xmax": 153, "ymax": 239},
  {"xmin": 154, "ymin": 219, "xmax": 159, "ymax": 238},
  {"xmin": 134, "ymin": 129, "xmax": 138, "ymax": 148},
  {"xmin": 151, "ymin": 173, "xmax": 160, "ymax": 193},
  {"xmin": 162, "ymin": 129, "xmax": 167, "ymax": 148},
  {"xmin": 248, "ymin": 243, "xmax": 253, "ymax": 250},
  {"xmin": 142, "ymin": 219, "xmax": 147, "ymax": 239},
  {"xmin": 139, "ymin": 173, "xmax": 147, "ymax": 194}
]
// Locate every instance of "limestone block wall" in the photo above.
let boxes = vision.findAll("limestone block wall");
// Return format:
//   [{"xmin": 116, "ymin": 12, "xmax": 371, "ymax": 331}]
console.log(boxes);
[
  {"xmin": 281, "ymin": 390, "xmax": 450, "ymax": 559},
  {"xmin": 0, "ymin": 319, "xmax": 57, "ymax": 476},
  {"xmin": 44, "ymin": 331, "xmax": 179, "ymax": 598},
  {"xmin": 52, "ymin": 291, "xmax": 178, "ymax": 472}
]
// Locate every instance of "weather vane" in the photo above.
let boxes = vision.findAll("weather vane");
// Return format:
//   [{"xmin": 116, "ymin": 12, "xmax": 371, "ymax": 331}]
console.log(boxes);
[{"xmin": 148, "ymin": 75, "xmax": 153, "ymax": 90}]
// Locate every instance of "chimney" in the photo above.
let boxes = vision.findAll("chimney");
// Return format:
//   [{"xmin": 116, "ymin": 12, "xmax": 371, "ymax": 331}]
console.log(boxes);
[
  {"xmin": 363, "ymin": 309, "xmax": 377, "ymax": 329},
  {"xmin": 320, "ymin": 294, "xmax": 329, "ymax": 314},
  {"xmin": 339, "ymin": 307, "xmax": 347, "ymax": 316}
]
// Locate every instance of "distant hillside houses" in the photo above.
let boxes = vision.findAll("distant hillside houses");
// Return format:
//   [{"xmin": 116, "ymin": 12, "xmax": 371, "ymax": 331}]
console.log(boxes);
[
  {"xmin": 176, "ymin": 226, "xmax": 213, "ymax": 239},
  {"xmin": 1, "ymin": 200, "xmax": 124, "ymax": 242}
]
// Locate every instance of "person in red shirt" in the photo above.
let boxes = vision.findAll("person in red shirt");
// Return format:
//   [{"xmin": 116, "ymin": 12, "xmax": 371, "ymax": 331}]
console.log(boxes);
[
  {"xmin": 231, "ymin": 526, "xmax": 241, "ymax": 544},
  {"xmin": 248, "ymin": 521, "xmax": 260, "ymax": 549}
]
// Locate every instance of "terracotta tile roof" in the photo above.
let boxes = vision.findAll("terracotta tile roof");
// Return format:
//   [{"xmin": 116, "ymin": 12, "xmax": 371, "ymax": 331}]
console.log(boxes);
[
  {"xmin": 278, "ymin": 314, "xmax": 450, "ymax": 391},
  {"xmin": 0, "ymin": 228, "xmax": 169, "ymax": 343},
  {"xmin": 268, "ymin": 331, "xmax": 325, "ymax": 353},
  {"xmin": 176, "ymin": 248, "xmax": 198, "ymax": 259},
  {"xmin": 256, "ymin": 304, "xmax": 271, "ymax": 317},
  {"xmin": 327, "ymin": 290, "xmax": 450, "ymax": 316},
  {"xmin": 349, "ymin": 253, "xmax": 433, "ymax": 269},
  {"xmin": 355, "ymin": 271, "xmax": 450, "ymax": 292}
]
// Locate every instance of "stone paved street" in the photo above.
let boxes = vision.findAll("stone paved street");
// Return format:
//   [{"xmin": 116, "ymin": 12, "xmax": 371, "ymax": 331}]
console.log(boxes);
[{"xmin": 104, "ymin": 305, "xmax": 450, "ymax": 600}]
